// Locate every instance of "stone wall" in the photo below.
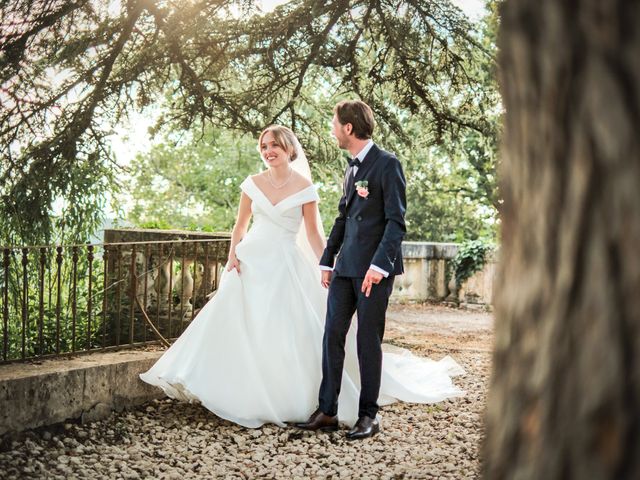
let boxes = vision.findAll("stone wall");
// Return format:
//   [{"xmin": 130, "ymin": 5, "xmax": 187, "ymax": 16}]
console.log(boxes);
[{"xmin": 391, "ymin": 242, "xmax": 495, "ymax": 306}]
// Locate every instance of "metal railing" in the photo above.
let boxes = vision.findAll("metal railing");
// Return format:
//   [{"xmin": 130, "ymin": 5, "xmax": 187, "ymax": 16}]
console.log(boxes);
[{"xmin": 0, "ymin": 238, "xmax": 230, "ymax": 364}]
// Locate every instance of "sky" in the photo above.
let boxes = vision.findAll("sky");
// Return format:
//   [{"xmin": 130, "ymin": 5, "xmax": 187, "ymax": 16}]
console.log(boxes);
[{"xmin": 449, "ymin": 0, "xmax": 486, "ymax": 19}]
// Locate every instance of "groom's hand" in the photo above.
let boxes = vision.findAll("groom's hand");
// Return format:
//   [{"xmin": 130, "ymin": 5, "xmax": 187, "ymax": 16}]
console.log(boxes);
[
  {"xmin": 362, "ymin": 269, "xmax": 384, "ymax": 297},
  {"xmin": 321, "ymin": 270, "xmax": 332, "ymax": 289}
]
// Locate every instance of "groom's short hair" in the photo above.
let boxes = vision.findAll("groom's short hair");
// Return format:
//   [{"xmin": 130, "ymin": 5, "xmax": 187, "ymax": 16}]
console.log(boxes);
[{"xmin": 334, "ymin": 100, "xmax": 375, "ymax": 139}]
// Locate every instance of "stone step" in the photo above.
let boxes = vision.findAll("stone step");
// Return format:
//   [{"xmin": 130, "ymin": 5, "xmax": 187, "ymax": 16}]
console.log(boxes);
[{"xmin": 0, "ymin": 349, "xmax": 163, "ymax": 436}]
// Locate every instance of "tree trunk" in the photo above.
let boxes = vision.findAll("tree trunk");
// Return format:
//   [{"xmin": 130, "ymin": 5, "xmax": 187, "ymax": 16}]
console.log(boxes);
[{"xmin": 483, "ymin": 1, "xmax": 640, "ymax": 478}]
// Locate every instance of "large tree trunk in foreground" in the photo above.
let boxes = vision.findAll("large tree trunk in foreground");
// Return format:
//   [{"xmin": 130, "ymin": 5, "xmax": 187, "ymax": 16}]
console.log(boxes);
[{"xmin": 484, "ymin": 1, "xmax": 640, "ymax": 478}]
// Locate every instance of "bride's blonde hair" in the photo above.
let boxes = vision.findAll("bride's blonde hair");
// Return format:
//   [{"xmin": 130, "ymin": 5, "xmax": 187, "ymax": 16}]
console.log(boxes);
[{"xmin": 258, "ymin": 125, "xmax": 299, "ymax": 162}]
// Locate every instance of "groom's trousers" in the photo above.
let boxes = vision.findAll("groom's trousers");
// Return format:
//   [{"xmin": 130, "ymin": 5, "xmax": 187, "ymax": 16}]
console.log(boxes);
[{"xmin": 318, "ymin": 274, "xmax": 395, "ymax": 419}]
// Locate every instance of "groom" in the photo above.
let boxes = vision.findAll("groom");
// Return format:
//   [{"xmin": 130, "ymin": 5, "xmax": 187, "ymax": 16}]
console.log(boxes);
[{"xmin": 297, "ymin": 100, "xmax": 406, "ymax": 440}]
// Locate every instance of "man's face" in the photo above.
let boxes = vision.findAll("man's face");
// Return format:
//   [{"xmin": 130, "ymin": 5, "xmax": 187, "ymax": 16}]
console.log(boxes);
[{"xmin": 331, "ymin": 114, "xmax": 350, "ymax": 149}]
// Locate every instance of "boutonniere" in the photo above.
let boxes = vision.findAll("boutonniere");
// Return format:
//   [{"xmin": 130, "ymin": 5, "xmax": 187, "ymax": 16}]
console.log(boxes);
[{"xmin": 355, "ymin": 180, "xmax": 369, "ymax": 199}]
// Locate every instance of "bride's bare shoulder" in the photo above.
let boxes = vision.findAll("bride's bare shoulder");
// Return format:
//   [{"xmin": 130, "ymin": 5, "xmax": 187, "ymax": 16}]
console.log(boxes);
[
  {"xmin": 250, "ymin": 172, "xmax": 268, "ymax": 184},
  {"xmin": 291, "ymin": 171, "xmax": 313, "ymax": 188}
]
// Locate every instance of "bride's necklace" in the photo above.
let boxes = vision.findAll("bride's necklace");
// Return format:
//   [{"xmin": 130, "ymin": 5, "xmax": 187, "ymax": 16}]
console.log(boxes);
[{"xmin": 267, "ymin": 168, "xmax": 293, "ymax": 189}]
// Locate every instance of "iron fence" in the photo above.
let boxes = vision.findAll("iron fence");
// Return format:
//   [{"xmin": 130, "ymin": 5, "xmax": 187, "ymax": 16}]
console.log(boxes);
[{"xmin": 0, "ymin": 238, "xmax": 230, "ymax": 364}]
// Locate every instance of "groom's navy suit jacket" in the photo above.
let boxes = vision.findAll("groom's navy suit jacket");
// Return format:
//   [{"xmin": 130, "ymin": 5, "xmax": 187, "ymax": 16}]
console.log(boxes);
[{"xmin": 319, "ymin": 144, "xmax": 406, "ymax": 278}]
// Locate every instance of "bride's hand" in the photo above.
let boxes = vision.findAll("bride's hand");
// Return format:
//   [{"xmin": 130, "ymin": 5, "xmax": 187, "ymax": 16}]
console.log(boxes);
[{"xmin": 227, "ymin": 254, "xmax": 241, "ymax": 273}]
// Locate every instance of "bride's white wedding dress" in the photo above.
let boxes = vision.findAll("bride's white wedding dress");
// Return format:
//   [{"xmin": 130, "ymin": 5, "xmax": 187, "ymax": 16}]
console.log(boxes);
[{"xmin": 139, "ymin": 176, "xmax": 464, "ymax": 428}]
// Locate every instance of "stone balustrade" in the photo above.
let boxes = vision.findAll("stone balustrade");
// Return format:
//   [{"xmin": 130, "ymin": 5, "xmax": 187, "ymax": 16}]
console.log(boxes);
[
  {"xmin": 101, "ymin": 229, "xmax": 231, "ymax": 345},
  {"xmin": 102, "ymin": 232, "xmax": 495, "ymax": 310}
]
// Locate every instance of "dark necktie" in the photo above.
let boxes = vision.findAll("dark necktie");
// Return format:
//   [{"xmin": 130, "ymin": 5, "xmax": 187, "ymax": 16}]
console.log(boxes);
[{"xmin": 346, "ymin": 157, "xmax": 359, "ymax": 194}]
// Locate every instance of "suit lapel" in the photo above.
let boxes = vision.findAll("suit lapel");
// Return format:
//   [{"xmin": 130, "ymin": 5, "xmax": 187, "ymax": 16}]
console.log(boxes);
[{"xmin": 346, "ymin": 144, "xmax": 381, "ymax": 208}]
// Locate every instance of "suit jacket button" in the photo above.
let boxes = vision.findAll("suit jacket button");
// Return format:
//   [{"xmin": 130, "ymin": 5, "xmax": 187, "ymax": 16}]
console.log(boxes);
[
  {"xmin": 356, "ymin": 215, "xmax": 362, "ymax": 221},
  {"xmin": 347, "ymin": 215, "xmax": 351, "ymax": 219}
]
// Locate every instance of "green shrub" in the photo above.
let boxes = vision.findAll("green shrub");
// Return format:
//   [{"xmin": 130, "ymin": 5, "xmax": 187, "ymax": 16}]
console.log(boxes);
[{"xmin": 452, "ymin": 239, "xmax": 494, "ymax": 288}]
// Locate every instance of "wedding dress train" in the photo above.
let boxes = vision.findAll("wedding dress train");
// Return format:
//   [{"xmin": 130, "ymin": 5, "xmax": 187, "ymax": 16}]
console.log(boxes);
[{"xmin": 139, "ymin": 176, "xmax": 464, "ymax": 428}]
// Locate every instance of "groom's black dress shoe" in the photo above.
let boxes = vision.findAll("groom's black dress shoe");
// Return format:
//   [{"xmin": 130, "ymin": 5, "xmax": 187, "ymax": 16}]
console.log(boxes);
[
  {"xmin": 346, "ymin": 416, "xmax": 379, "ymax": 440},
  {"xmin": 295, "ymin": 409, "xmax": 338, "ymax": 432}
]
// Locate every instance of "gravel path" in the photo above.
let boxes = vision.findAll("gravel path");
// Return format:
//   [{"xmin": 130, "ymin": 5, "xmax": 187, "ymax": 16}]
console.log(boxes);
[{"xmin": 0, "ymin": 304, "xmax": 492, "ymax": 479}]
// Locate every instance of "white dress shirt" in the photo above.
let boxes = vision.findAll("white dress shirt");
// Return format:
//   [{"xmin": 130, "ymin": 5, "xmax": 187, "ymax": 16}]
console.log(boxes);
[
  {"xmin": 350, "ymin": 140, "xmax": 374, "ymax": 176},
  {"xmin": 320, "ymin": 140, "xmax": 390, "ymax": 278}
]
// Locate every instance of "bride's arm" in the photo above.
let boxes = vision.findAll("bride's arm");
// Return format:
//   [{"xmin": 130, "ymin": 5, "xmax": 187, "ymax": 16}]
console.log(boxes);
[
  {"xmin": 227, "ymin": 192, "xmax": 252, "ymax": 272},
  {"xmin": 302, "ymin": 201, "xmax": 326, "ymax": 261}
]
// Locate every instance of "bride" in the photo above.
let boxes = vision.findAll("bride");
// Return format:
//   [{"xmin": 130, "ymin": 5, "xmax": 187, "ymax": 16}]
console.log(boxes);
[{"xmin": 139, "ymin": 125, "xmax": 464, "ymax": 428}]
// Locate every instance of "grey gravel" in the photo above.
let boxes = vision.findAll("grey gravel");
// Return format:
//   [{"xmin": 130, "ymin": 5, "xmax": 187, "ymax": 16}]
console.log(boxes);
[{"xmin": 0, "ymin": 304, "xmax": 491, "ymax": 479}]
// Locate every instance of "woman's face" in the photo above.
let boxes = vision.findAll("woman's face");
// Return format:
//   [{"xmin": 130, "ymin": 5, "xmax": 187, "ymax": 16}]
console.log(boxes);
[{"xmin": 260, "ymin": 131, "xmax": 290, "ymax": 167}]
